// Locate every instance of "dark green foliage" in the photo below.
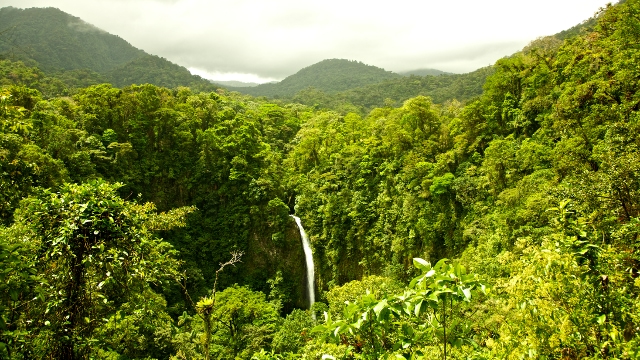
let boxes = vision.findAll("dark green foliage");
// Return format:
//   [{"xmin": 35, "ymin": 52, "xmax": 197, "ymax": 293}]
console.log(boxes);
[
  {"xmin": 1, "ymin": 79, "xmax": 312, "ymax": 312},
  {"xmin": 0, "ymin": 59, "xmax": 43, "ymax": 88},
  {"xmin": 105, "ymin": 54, "xmax": 218, "ymax": 91},
  {"xmin": 0, "ymin": 87, "xmax": 68, "ymax": 223},
  {"xmin": 0, "ymin": 59, "xmax": 108, "ymax": 98},
  {"xmin": 271, "ymin": 309, "xmax": 315, "ymax": 354},
  {"xmin": 0, "ymin": 7, "xmax": 144, "ymax": 73},
  {"xmin": 0, "ymin": 240, "xmax": 39, "ymax": 358},
  {"xmin": 233, "ymin": 62, "xmax": 489, "ymax": 115}
]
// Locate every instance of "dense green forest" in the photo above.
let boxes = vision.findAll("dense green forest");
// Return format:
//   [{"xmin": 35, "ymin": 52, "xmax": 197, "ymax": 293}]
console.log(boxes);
[{"xmin": 2, "ymin": 1, "xmax": 640, "ymax": 359}]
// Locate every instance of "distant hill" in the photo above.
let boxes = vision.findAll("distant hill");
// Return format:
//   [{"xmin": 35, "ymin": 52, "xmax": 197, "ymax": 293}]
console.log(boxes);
[
  {"xmin": 290, "ymin": 67, "xmax": 493, "ymax": 114},
  {"xmin": 0, "ymin": 6, "xmax": 218, "ymax": 91},
  {"xmin": 232, "ymin": 59, "xmax": 402, "ymax": 97},
  {"xmin": 399, "ymin": 68, "xmax": 452, "ymax": 77},
  {"xmin": 285, "ymin": 3, "xmax": 612, "ymax": 115}
]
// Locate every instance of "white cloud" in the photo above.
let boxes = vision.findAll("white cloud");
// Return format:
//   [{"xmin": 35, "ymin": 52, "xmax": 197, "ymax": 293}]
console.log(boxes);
[{"xmin": 188, "ymin": 67, "xmax": 278, "ymax": 84}]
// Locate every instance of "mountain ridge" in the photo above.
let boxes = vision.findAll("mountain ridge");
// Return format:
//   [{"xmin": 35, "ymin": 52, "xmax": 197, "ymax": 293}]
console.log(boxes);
[
  {"xmin": 0, "ymin": 6, "xmax": 219, "ymax": 91},
  {"xmin": 229, "ymin": 58, "xmax": 402, "ymax": 97}
]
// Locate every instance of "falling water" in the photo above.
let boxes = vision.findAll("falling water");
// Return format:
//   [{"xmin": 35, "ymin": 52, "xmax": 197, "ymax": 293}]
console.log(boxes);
[{"xmin": 291, "ymin": 215, "xmax": 315, "ymax": 309}]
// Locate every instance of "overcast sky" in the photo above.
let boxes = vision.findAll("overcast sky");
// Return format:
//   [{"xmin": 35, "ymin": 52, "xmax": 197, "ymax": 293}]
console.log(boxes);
[{"xmin": 0, "ymin": 0, "xmax": 614, "ymax": 83}]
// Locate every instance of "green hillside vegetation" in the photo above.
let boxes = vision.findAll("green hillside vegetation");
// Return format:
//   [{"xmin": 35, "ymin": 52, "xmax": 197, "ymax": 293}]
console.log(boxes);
[
  {"xmin": 2, "ymin": 0, "xmax": 640, "ymax": 359},
  {"xmin": 0, "ymin": 59, "xmax": 109, "ymax": 98},
  {"xmin": 106, "ymin": 54, "xmax": 218, "ymax": 91},
  {"xmin": 291, "ymin": 66, "xmax": 492, "ymax": 114},
  {"xmin": 232, "ymin": 59, "xmax": 402, "ymax": 97},
  {"xmin": 399, "ymin": 68, "xmax": 452, "ymax": 76},
  {"xmin": 552, "ymin": 0, "xmax": 627, "ymax": 40},
  {"xmin": 554, "ymin": 16, "xmax": 598, "ymax": 40},
  {"xmin": 0, "ymin": 7, "xmax": 219, "ymax": 92},
  {"xmin": 0, "ymin": 7, "xmax": 144, "ymax": 73}
]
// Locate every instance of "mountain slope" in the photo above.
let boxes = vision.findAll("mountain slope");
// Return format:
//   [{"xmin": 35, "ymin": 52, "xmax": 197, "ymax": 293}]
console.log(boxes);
[
  {"xmin": 0, "ymin": 6, "xmax": 218, "ymax": 91},
  {"xmin": 288, "ymin": 66, "xmax": 492, "ymax": 113},
  {"xmin": 232, "ymin": 59, "xmax": 401, "ymax": 97},
  {"xmin": 0, "ymin": 7, "xmax": 144, "ymax": 73},
  {"xmin": 107, "ymin": 54, "xmax": 217, "ymax": 91}
]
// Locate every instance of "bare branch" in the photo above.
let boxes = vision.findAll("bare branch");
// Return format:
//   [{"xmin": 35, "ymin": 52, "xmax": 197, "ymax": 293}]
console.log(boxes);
[{"xmin": 213, "ymin": 251, "xmax": 243, "ymax": 306}]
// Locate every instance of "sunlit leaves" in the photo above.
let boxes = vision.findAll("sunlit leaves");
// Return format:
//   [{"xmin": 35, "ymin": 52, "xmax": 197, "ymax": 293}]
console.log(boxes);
[{"xmin": 313, "ymin": 258, "xmax": 487, "ymax": 359}]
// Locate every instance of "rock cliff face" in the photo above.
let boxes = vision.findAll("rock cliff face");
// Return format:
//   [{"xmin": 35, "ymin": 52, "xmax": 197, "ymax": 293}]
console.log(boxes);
[{"xmin": 245, "ymin": 217, "xmax": 309, "ymax": 312}]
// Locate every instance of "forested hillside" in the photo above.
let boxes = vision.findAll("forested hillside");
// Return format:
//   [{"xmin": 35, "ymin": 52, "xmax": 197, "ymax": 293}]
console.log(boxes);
[
  {"xmin": 0, "ymin": 7, "xmax": 219, "ymax": 92},
  {"xmin": 0, "ymin": 7, "xmax": 143, "ymax": 72},
  {"xmin": 0, "ymin": 58, "xmax": 112, "ymax": 98},
  {"xmin": 232, "ymin": 59, "xmax": 402, "ymax": 97},
  {"xmin": 399, "ymin": 68, "xmax": 452, "ymax": 76},
  {"xmin": 290, "ymin": 66, "xmax": 492, "ymax": 114},
  {"xmin": 2, "ymin": 0, "xmax": 640, "ymax": 359},
  {"xmin": 105, "ymin": 54, "xmax": 220, "ymax": 91}
]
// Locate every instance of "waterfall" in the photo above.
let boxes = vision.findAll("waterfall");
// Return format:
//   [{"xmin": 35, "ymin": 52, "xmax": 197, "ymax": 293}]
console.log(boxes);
[{"xmin": 291, "ymin": 215, "xmax": 315, "ymax": 309}]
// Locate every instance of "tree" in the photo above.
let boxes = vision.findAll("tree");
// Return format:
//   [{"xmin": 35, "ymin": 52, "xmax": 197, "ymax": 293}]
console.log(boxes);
[
  {"xmin": 209, "ymin": 285, "xmax": 281, "ymax": 359},
  {"xmin": 4, "ymin": 180, "xmax": 188, "ymax": 359},
  {"xmin": 176, "ymin": 283, "xmax": 282, "ymax": 360},
  {"xmin": 0, "ymin": 237, "xmax": 39, "ymax": 358}
]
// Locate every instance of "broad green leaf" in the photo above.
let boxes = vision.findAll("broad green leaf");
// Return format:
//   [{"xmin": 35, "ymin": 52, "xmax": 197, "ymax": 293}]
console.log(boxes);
[
  {"xmin": 373, "ymin": 299, "xmax": 388, "ymax": 317},
  {"xmin": 434, "ymin": 258, "xmax": 449, "ymax": 270},
  {"xmin": 413, "ymin": 258, "xmax": 431, "ymax": 271},
  {"xmin": 414, "ymin": 300, "xmax": 424, "ymax": 316}
]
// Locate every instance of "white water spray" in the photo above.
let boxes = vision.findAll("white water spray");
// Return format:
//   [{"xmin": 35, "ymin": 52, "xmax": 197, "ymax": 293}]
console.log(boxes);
[{"xmin": 291, "ymin": 215, "xmax": 315, "ymax": 309}]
